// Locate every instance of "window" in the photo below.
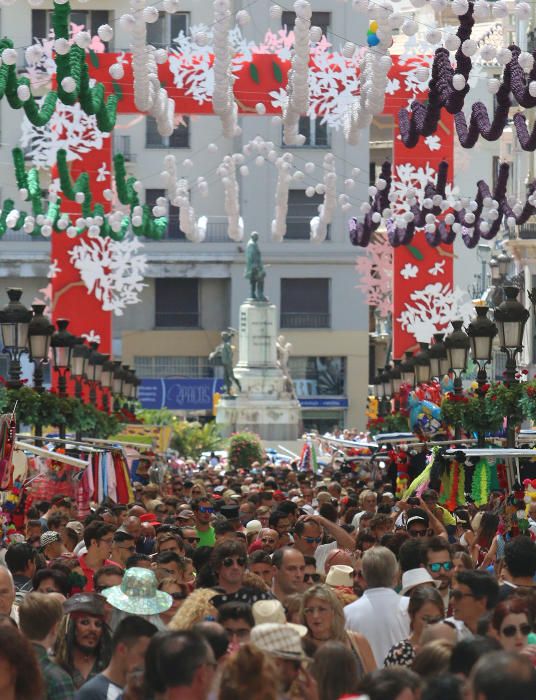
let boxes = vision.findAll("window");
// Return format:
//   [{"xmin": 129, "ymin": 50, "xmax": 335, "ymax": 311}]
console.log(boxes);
[
  {"xmin": 147, "ymin": 11, "xmax": 189, "ymax": 49},
  {"xmin": 113, "ymin": 135, "xmax": 134, "ymax": 162},
  {"xmin": 281, "ymin": 11, "xmax": 331, "ymax": 41},
  {"xmin": 289, "ymin": 356, "xmax": 346, "ymax": 396},
  {"xmin": 280, "ymin": 278, "xmax": 330, "ymax": 328},
  {"xmin": 298, "ymin": 116, "xmax": 329, "ymax": 147},
  {"xmin": 155, "ymin": 278, "xmax": 199, "ymax": 328},
  {"xmin": 32, "ymin": 9, "xmax": 112, "ymax": 50},
  {"xmin": 146, "ymin": 116, "xmax": 190, "ymax": 149},
  {"xmin": 134, "ymin": 356, "xmax": 212, "ymax": 378},
  {"xmin": 146, "ymin": 188, "xmax": 185, "ymax": 240},
  {"xmin": 286, "ymin": 190, "xmax": 329, "ymax": 240}
]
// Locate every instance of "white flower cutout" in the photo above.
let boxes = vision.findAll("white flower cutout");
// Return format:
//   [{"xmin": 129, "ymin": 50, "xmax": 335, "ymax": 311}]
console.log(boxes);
[
  {"xmin": 428, "ymin": 261, "xmax": 446, "ymax": 276},
  {"xmin": 401, "ymin": 263, "xmax": 419, "ymax": 280},
  {"xmin": 82, "ymin": 330, "xmax": 102, "ymax": 344},
  {"xmin": 47, "ymin": 259, "xmax": 62, "ymax": 279},
  {"xmin": 424, "ymin": 135, "xmax": 441, "ymax": 151}
]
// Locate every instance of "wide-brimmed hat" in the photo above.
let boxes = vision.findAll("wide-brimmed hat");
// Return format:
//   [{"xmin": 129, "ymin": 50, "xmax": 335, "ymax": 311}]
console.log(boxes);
[
  {"xmin": 325, "ymin": 565, "xmax": 354, "ymax": 588},
  {"xmin": 102, "ymin": 567, "xmax": 172, "ymax": 615},
  {"xmin": 252, "ymin": 600, "xmax": 307, "ymax": 637},
  {"xmin": 401, "ymin": 568, "xmax": 436, "ymax": 595},
  {"xmin": 64, "ymin": 593, "xmax": 107, "ymax": 617},
  {"xmin": 251, "ymin": 622, "xmax": 309, "ymax": 660}
]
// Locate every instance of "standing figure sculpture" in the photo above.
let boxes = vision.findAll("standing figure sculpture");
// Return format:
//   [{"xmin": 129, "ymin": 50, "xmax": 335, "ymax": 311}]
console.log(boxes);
[
  {"xmin": 209, "ymin": 330, "xmax": 242, "ymax": 396},
  {"xmin": 276, "ymin": 334, "xmax": 296, "ymax": 399},
  {"xmin": 245, "ymin": 232, "xmax": 268, "ymax": 302}
]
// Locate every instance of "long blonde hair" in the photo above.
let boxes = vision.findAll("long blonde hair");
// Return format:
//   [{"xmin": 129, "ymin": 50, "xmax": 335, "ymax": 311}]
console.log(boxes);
[
  {"xmin": 167, "ymin": 588, "xmax": 218, "ymax": 630},
  {"xmin": 218, "ymin": 644, "xmax": 279, "ymax": 700},
  {"xmin": 300, "ymin": 584, "xmax": 346, "ymax": 642}
]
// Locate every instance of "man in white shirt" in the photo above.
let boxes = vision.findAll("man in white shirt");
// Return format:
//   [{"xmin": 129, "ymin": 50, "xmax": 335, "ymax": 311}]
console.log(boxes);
[{"xmin": 344, "ymin": 546, "xmax": 409, "ymax": 666}]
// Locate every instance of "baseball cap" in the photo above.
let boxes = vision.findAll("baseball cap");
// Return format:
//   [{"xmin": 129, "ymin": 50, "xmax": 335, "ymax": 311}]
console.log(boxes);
[{"xmin": 40, "ymin": 531, "xmax": 61, "ymax": 549}]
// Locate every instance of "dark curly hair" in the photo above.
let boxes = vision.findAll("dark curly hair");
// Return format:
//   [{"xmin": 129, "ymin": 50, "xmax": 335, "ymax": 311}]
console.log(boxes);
[{"xmin": 0, "ymin": 625, "xmax": 44, "ymax": 699}]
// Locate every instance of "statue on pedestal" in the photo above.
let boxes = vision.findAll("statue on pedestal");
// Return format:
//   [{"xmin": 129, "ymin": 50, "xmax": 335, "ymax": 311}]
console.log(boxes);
[
  {"xmin": 245, "ymin": 232, "xmax": 268, "ymax": 302},
  {"xmin": 209, "ymin": 329, "xmax": 242, "ymax": 396},
  {"xmin": 276, "ymin": 334, "xmax": 296, "ymax": 399}
]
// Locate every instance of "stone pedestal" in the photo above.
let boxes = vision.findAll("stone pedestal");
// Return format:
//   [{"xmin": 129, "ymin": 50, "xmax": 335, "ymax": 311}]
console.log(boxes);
[{"xmin": 216, "ymin": 300, "xmax": 302, "ymax": 441}]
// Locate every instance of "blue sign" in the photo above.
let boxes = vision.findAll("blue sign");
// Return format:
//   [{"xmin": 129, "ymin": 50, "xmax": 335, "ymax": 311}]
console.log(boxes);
[
  {"xmin": 139, "ymin": 378, "xmax": 224, "ymax": 411},
  {"xmin": 299, "ymin": 397, "xmax": 349, "ymax": 409}
]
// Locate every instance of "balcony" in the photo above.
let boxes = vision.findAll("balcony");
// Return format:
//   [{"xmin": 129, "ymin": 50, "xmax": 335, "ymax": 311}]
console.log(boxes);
[
  {"xmin": 280, "ymin": 312, "xmax": 331, "ymax": 329},
  {"xmin": 519, "ymin": 223, "xmax": 536, "ymax": 240}
]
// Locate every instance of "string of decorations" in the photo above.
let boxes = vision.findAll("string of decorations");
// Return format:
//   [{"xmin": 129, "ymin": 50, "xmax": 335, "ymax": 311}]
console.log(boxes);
[{"xmin": 348, "ymin": 159, "xmax": 536, "ymax": 249}]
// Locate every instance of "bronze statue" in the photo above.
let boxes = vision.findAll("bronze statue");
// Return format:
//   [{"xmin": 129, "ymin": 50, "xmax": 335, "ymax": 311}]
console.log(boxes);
[
  {"xmin": 209, "ymin": 329, "xmax": 242, "ymax": 396},
  {"xmin": 245, "ymin": 231, "xmax": 268, "ymax": 302}
]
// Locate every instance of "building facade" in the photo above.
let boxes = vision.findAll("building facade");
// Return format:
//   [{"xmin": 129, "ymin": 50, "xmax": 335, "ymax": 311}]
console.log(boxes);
[{"xmin": 0, "ymin": 1, "xmax": 371, "ymax": 432}]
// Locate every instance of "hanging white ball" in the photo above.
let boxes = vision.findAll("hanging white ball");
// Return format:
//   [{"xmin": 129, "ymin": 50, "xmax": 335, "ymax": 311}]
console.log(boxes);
[
  {"xmin": 444, "ymin": 34, "xmax": 461, "ymax": 52},
  {"xmin": 496, "ymin": 48, "xmax": 512, "ymax": 65},
  {"xmin": 445, "ymin": 213, "xmax": 455, "ymax": 225},
  {"xmin": 368, "ymin": 186, "xmax": 378, "ymax": 197},
  {"xmin": 75, "ymin": 192, "xmax": 85, "ymax": 204},
  {"xmin": 304, "ymin": 162, "xmax": 315, "ymax": 174},
  {"xmin": 492, "ymin": 1, "xmax": 508, "ymax": 18},
  {"xmin": 240, "ymin": 165, "xmax": 249, "ymax": 176},
  {"xmin": 465, "ymin": 212, "xmax": 476, "ymax": 224},
  {"xmin": 372, "ymin": 212, "xmax": 382, "ymax": 223},
  {"xmin": 345, "ymin": 179, "xmax": 355, "ymax": 190},
  {"xmin": 195, "ymin": 32, "xmax": 209, "ymax": 46},
  {"xmin": 352, "ymin": 168, "xmax": 360, "ymax": 177},
  {"xmin": 270, "ymin": 4, "xmax": 283, "ymax": 19},
  {"xmin": 451, "ymin": 0, "xmax": 469, "ymax": 15},
  {"xmin": 255, "ymin": 156, "xmax": 265, "ymax": 167},
  {"xmin": 415, "ymin": 66, "xmax": 429, "ymax": 83},
  {"xmin": 66, "ymin": 226, "xmax": 78, "ymax": 238},
  {"xmin": 529, "ymin": 81, "xmax": 536, "ymax": 98},
  {"xmin": 17, "ymin": 84, "xmax": 30, "ymax": 101},
  {"xmin": 88, "ymin": 225, "xmax": 100, "ymax": 237},
  {"xmin": 57, "ymin": 217, "xmax": 68, "ymax": 230},
  {"xmin": 103, "ymin": 189, "xmax": 114, "ymax": 201},
  {"xmin": 343, "ymin": 42, "xmax": 356, "ymax": 58},
  {"xmin": 74, "ymin": 31, "xmax": 91, "ymax": 49},
  {"xmin": 132, "ymin": 216, "xmax": 143, "ymax": 227},
  {"xmin": 61, "ymin": 76, "xmax": 77, "ymax": 93},
  {"xmin": 1, "ymin": 48, "xmax": 17, "ymax": 65},
  {"xmin": 452, "ymin": 74, "xmax": 466, "ymax": 91},
  {"xmin": 425, "ymin": 29, "xmax": 442, "ymax": 45},
  {"xmin": 473, "ymin": 0, "xmax": 490, "ymax": 19},
  {"xmin": 98, "ymin": 24, "xmax": 114, "ymax": 42},
  {"xmin": 305, "ymin": 186, "xmax": 316, "ymax": 197},
  {"xmin": 255, "ymin": 102, "xmax": 266, "ymax": 115},
  {"xmin": 119, "ymin": 14, "xmax": 135, "ymax": 31},
  {"xmin": 360, "ymin": 202, "xmax": 371, "ymax": 214},
  {"xmin": 425, "ymin": 223, "xmax": 436, "ymax": 233},
  {"xmin": 163, "ymin": 0, "xmax": 181, "ymax": 11},
  {"xmin": 208, "ymin": 143, "xmax": 219, "ymax": 153},
  {"xmin": 461, "ymin": 39, "xmax": 478, "ymax": 57},
  {"xmin": 54, "ymin": 38, "xmax": 70, "ymax": 55},
  {"xmin": 487, "ymin": 78, "xmax": 500, "ymax": 94},
  {"xmin": 401, "ymin": 19, "xmax": 418, "ymax": 36},
  {"xmin": 155, "ymin": 49, "xmax": 168, "ymax": 64},
  {"xmin": 515, "ymin": 2, "xmax": 531, "ymax": 20},
  {"xmin": 293, "ymin": 171, "xmax": 304, "ymax": 181},
  {"xmin": 310, "ymin": 26, "xmax": 323, "ymax": 43},
  {"xmin": 109, "ymin": 63, "xmax": 124, "ymax": 80},
  {"xmin": 143, "ymin": 6, "xmax": 160, "ymax": 23},
  {"xmin": 519, "ymin": 51, "xmax": 534, "ymax": 72},
  {"xmin": 315, "ymin": 184, "xmax": 326, "ymax": 195},
  {"xmin": 480, "ymin": 45, "xmax": 496, "ymax": 61},
  {"xmin": 236, "ymin": 10, "xmax": 250, "ymax": 26},
  {"xmin": 507, "ymin": 216, "xmax": 516, "ymax": 229}
]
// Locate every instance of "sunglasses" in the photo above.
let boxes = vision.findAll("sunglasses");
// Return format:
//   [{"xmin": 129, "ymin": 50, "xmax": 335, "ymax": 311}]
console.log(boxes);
[
  {"xmin": 222, "ymin": 556, "xmax": 246, "ymax": 567},
  {"xmin": 184, "ymin": 536, "xmax": 200, "ymax": 543},
  {"xmin": 501, "ymin": 623, "xmax": 532, "ymax": 637},
  {"xmin": 429, "ymin": 561, "xmax": 452, "ymax": 573},
  {"xmin": 170, "ymin": 592, "xmax": 188, "ymax": 601},
  {"xmin": 304, "ymin": 573, "xmax": 321, "ymax": 583},
  {"xmin": 198, "ymin": 507, "xmax": 214, "ymax": 514},
  {"xmin": 303, "ymin": 536, "xmax": 322, "ymax": 544},
  {"xmin": 408, "ymin": 529, "xmax": 428, "ymax": 538}
]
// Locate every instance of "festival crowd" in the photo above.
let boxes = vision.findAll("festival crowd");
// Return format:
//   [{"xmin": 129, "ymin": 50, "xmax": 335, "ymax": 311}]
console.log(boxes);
[{"xmin": 0, "ymin": 449, "xmax": 536, "ymax": 700}]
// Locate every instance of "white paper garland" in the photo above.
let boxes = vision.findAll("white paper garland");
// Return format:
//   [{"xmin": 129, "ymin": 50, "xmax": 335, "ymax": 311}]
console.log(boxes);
[
  {"xmin": 271, "ymin": 154, "xmax": 294, "ymax": 241},
  {"xmin": 218, "ymin": 155, "xmax": 243, "ymax": 241},
  {"xmin": 212, "ymin": 0, "xmax": 239, "ymax": 138},
  {"xmin": 162, "ymin": 154, "xmax": 207, "ymax": 242},
  {"xmin": 310, "ymin": 153, "xmax": 337, "ymax": 243},
  {"xmin": 282, "ymin": 0, "xmax": 312, "ymax": 145}
]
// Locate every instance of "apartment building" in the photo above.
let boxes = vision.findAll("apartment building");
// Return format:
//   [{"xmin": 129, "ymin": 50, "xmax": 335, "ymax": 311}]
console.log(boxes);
[{"xmin": 0, "ymin": 1, "xmax": 370, "ymax": 431}]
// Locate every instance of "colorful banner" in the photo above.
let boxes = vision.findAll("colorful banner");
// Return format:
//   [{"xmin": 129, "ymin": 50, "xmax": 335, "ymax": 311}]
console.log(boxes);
[{"xmin": 139, "ymin": 378, "xmax": 225, "ymax": 411}]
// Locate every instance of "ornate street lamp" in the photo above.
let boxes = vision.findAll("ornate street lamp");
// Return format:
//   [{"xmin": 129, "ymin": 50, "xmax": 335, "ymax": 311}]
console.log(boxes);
[
  {"xmin": 494, "ymin": 286, "xmax": 530, "ymax": 383},
  {"xmin": 71, "ymin": 341, "xmax": 90, "ymax": 400},
  {"xmin": 112, "ymin": 361, "xmax": 126, "ymax": 411},
  {"xmin": 414, "ymin": 343, "xmax": 431, "ymax": 385},
  {"xmin": 466, "ymin": 306, "xmax": 497, "ymax": 388},
  {"xmin": 51, "ymin": 319, "xmax": 76, "ymax": 397},
  {"xmin": 390, "ymin": 360, "xmax": 402, "ymax": 396},
  {"xmin": 428, "ymin": 333, "xmax": 449, "ymax": 379},
  {"xmin": 399, "ymin": 351, "xmax": 415, "ymax": 388},
  {"xmin": 101, "ymin": 359, "xmax": 115, "ymax": 413},
  {"xmin": 497, "ymin": 250, "xmax": 512, "ymax": 278},
  {"xmin": 0, "ymin": 288, "xmax": 32, "ymax": 388},
  {"xmin": 489, "ymin": 256, "xmax": 500, "ymax": 285},
  {"xmin": 28, "ymin": 304, "xmax": 54, "ymax": 394},
  {"xmin": 87, "ymin": 342, "xmax": 107, "ymax": 406},
  {"xmin": 493, "ymin": 286, "xmax": 530, "ymax": 447},
  {"xmin": 379, "ymin": 366, "xmax": 391, "ymax": 417}
]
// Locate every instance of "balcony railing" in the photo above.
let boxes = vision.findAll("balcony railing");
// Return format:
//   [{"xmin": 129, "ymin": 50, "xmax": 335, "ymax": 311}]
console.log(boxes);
[
  {"xmin": 280, "ymin": 312, "xmax": 331, "ymax": 329},
  {"xmin": 155, "ymin": 312, "xmax": 200, "ymax": 328},
  {"xmin": 519, "ymin": 223, "xmax": 536, "ymax": 239}
]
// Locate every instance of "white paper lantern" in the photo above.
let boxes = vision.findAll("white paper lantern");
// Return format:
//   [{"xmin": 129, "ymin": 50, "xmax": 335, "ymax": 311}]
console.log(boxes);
[
  {"xmin": 143, "ymin": 6, "xmax": 160, "ymax": 23},
  {"xmin": 98, "ymin": 24, "xmax": 114, "ymax": 42},
  {"xmin": 109, "ymin": 63, "xmax": 125, "ymax": 80},
  {"xmin": 74, "ymin": 31, "xmax": 91, "ymax": 49},
  {"xmin": 270, "ymin": 4, "xmax": 283, "ymax": 19},
  {"xmin": 461, "ymin": 39, "xmax": 478, "ymax": 57},
  {"xmin": 310, "ymin": 26, "xmax": 323, "ymax": 42},
  {"xmin": 17, "ymin": 85, "xmax": 30, "ymax": 101},
  {"xmin": 255, "ymin": 102, "xmax": 266, "ymax": 115},
  {"xmin": 61, "ymin": 76, "xmax": 77, "ymax": 93},
  {"xmin": 452, "ymin": 74, "xmax": 466, "ymax": 91},
  {"xmin": 444, "ymin": 34, "xmax": 461, "ymax": 52},
  {"xmin": 496, "ymin": 48, "xmax": 512, "ymax": 65},
  {"xmin": 236, "ymin": 10, "xmax": 250, "ymax": 26}
]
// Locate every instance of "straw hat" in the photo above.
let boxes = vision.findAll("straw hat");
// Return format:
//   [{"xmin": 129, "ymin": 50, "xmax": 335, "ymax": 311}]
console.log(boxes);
[
  {"xmin": 325, "ymin": 565, "xmax": 354, "ymax": 588},
  {"xmin": 251, "ymin": 623, "xmax": 309, "ymax": 660},
  {"xmin": 102, "ymin": 567, "xmax": 172, "ymax": 615},
  {"xmin": 252, "ymin": 599, "xmax": 307, "ymax": 637},
  {"xmin": 245, "ymin": 519, "xmax": 262, "ymax": 534}
]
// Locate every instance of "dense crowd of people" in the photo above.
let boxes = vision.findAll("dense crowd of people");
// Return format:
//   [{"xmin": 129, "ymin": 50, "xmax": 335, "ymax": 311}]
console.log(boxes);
[{"xmin": 1, "ymin": 452, "xmax": 536, "ymax": 700}]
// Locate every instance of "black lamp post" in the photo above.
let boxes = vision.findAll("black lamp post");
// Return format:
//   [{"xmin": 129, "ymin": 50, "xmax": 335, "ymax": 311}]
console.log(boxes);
[
  {"xmin": 87, "ymin": 342, "xmax": 106, "ymax": 407},
  {"xmin": 390, "ymin": 359, "xmax": 402, "ymax": 412},
  {"xmin": 112, "ymin": 360, "xmax": 126, "ymax": 412},
  {"xmin": 414, "ymin": 343, "xmax": 431, "ymax": 385},
  {"xmin": 28, "ymin": 304, "xmax": 54, "ymax": 394},
  {"xmin": 380, "ymin": 366, "xmax": 392, "ymax": 417},
  {"xmin": 399, "ymin": 351, "xmax": 415, "ymax": 388},
  {"xmin": 101, "ymin": 359, "xmax": 115, "ymax": 413},
  {"xmin": 493, "ymin": 286, "xmax": 530, "ymax": 447},
  {"xmin": 71, "ymin": 340, "xmax": 90, "ymax": 400},
  {"xmin": 0, "ymin": 288, "xmax": 32, "ymax": 389},
  {"xmin": 466, "ymin": 305, "xmax": 498, "ymax": 446},
  {"xmin": 466, "ymin": 306, "xmax": 497, "ymax": 391},
  {"xmin": 428, "ymin": 333, "xmax": 449, "ymax": 379},
  {"xmin": 51, "ymin": 319, "xmax": 76, "ymax": 439},
  {"xmin": 445, "ymin": 321, "xmax": 470, "ymax": 395}
]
